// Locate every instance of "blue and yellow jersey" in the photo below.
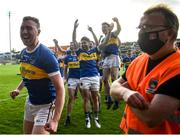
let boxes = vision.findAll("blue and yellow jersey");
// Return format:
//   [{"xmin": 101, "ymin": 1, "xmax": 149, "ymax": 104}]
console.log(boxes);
[
  {"xmin": 20, "ymin": 43, "xmax": 60, "ymax": 105},
  {"xmin": 58, "ymin": 58, "xmax": 64, "ymax": 77},
  {"xmin": 103, "ymin": 36, "xmax": 119, "ymax": 56},
  {"xmin": 76, "ymin": 47, "xmax": 99, "ymax": 77},
  {"xmin": 122, "ymin": 55, "xmax": 132, "ymax": 68},
  {"xmin": 64, "ymin": 54, "xmax": 80, "ymax": 79}
]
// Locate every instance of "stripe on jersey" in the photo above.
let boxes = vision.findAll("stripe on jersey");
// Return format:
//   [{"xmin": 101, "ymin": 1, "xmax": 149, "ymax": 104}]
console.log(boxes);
[
  {"xmin": 107, "ymin": 37, "xmax": 119, "ymax": 45},
  {"xmin": 20, "ymin": 62, "xmax": 48, "ymax": 79},
  {"xmin": 68, "ymin": 61, "xmax": 80, "ymax": 68},
  {"xmin": 79, "ymin": 52, "xmax": 97, "ymax": 61}
]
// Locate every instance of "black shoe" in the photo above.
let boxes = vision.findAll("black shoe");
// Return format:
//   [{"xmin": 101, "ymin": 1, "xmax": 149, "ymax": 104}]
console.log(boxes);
[{"xmin": 64, "ymin": 116, "xmax": 70, "ymax": 127}]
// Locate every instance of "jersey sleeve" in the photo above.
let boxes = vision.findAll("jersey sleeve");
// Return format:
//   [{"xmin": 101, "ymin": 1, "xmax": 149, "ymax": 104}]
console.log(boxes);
[{"xmin": 41, "ymin": 50, "xmax": 60, "ymax": 75}]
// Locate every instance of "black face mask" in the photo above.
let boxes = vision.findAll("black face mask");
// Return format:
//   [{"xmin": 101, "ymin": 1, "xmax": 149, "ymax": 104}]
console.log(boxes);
[{"xmin": 137, "ymin": 28, "xmax": 169, "ymax": 55}]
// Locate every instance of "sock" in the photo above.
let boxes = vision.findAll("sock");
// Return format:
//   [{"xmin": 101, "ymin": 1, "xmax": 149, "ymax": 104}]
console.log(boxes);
[{"xmin": 85, "ymin": 112, "xmax": 90, "ymax": 120}]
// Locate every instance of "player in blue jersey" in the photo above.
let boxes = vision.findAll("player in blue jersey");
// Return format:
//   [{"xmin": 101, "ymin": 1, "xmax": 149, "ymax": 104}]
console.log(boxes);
[
  {"xmin": 53, "ymin": 39, "xmax": 67, "ymax": 77},
  {"xmin": 72, "ymin": 19, "xmax": 101, "ymax": 128},
  {"xmin": 99, "ymin": 17, "xmax": 121, "ymax": 110},
  {"xmin": 10, "ymin": 16, "xmax": 65, "ymax": 134},
  {"xmin": 63, "ymin": 41, "xmax": 81, "ymax": 127},
  {"xmin": 122, "ymin": 50, "xmax": 137, "ymax": 70},
  {"xmin": 57, "ymin": 56, "xmax": 65, "ymax": 77},
  {"xmin": 122, "ymin": 51, "xmax": 132, "ymax": 70}
]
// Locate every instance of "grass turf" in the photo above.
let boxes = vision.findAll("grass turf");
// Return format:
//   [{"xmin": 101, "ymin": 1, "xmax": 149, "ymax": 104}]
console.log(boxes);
[{"xmin": 0, "ymin": 64, "xmax": 125, "ymax": 134}]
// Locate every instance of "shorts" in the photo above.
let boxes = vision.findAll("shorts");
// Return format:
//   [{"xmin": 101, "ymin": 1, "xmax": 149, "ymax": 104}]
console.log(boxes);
[
  {"xmin": 68, "ymin": 78, "xmax": 80, "ymax": 89},
  {"xmin": 103, "ymin": 54, "xmax": 120, "ymax": 68},
  {"xmin": 24, "ymin": 97, "xmax": 55, "ymax": 126},
  {"xmin": 80, "ymin": 76, "xmax": 100, "ymax": 91}
]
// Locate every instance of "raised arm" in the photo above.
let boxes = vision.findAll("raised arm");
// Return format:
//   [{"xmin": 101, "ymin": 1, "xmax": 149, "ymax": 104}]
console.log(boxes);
[
  {"xmin": 72, "ymin": 19, "xmax": 79, "ymax": 44},
  {"xmin": 53, "ymin": 39, "xmax": 66, "ymax": 54},
  {"xmin": 98, "ymin": 32, "xmax": 111, "ymax": 50},
  {"xmin": 111, "ymin": 17, "xmax": 121, "ymax": 37},
  {"xmin": 88, "ymin": 26, "xmax": 99, "ymax": 46},
  {"xmin": 98, "ymin": 35, "xmax": 103, "ymax": 43}
]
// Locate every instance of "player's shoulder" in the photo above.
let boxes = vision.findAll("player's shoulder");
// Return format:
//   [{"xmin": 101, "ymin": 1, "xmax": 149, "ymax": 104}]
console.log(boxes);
[
  {"xmin": 39, "ymin": 44, "xmax": 52, "ymax": 53},
  {"xmin": 39, "ymin": 44, "xmax": 55, "ymax": 56}
]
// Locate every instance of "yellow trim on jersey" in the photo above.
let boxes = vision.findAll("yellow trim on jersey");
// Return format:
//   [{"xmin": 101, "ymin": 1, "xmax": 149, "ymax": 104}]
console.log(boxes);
[
  {"xmin": 107, "ymin": 37, "xmax": 119, "ymax": 45},
  {"xmin": 79, "ymin": 52, "xmax": 97, "ymax": 61},
  {"xmin": 20, "ymin": 63, "xmax": 49, "ymax": 79},
  {"xmin": 68, "ymin": 61, "xmax": 80, "ymax": 68}
]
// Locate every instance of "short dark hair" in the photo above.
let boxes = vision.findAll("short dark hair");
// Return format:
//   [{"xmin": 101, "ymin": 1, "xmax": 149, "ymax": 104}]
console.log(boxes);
[
  {"xmin": 144, "ymin": 4, "xmax": 179, "ymax": 39},
  {"xmin": 81, "ymin": 36, "xmax": 90, "ymax": 42},
  {"xmin": 102, "ymin": 22, "xmax": 110, "ymax": 27},
  {"xmin": 23, "ymin": 16, "xmax": 40, "ymax": 29}
]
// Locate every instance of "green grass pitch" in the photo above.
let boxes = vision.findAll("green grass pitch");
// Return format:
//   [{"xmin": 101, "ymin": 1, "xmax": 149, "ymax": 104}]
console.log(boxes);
[{"xmin": 0, "ymin": 64, "xmax": 125, "ymax": 134}]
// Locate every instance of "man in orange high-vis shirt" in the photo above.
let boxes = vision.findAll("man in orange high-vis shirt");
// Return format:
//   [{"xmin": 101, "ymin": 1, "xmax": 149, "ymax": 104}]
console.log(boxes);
[{"xmin": 111, "ymin": 4, "xmax": 180, "ymax": 134}]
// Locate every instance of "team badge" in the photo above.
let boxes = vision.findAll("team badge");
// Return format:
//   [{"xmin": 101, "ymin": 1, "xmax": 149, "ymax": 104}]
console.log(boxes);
[{"xmin": 146, "ymin": 78, "xmax": 158, "ymax": 94}]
